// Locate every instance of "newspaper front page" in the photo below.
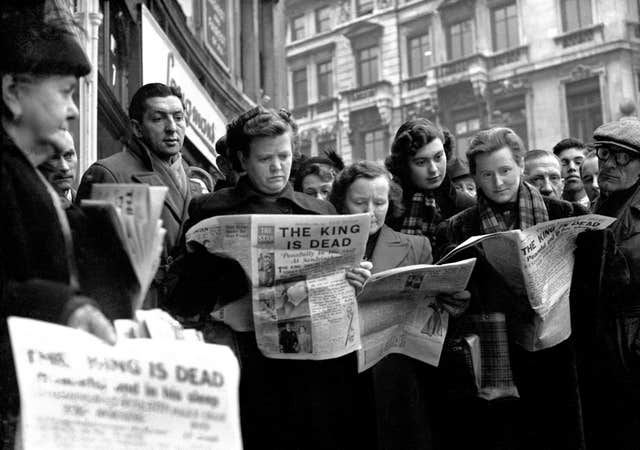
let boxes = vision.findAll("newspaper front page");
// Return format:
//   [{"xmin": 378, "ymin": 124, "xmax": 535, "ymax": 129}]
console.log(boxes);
[
  {"xmin": 8, "ymin": 317, "xmax": 242, "ymax": 450},
  {"xmin": 439, "ymin": 214, "xmax": 616, "ymax": 351},
  {"xmin": 357, "ymin": 259, "xmax": 476, "ymax": 372},
  {"xmin": 186, "ymin": 214, "xmax": 370, "ymax": 360}
]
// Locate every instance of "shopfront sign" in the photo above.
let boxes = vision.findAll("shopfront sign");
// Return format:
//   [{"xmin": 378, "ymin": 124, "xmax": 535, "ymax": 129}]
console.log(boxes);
[
  {"xmin": 204, "ymin": 0, "xmax": 229, "ymax": 68},
  {"xmin": 141, "ymin": 5, "xmax": 225, "ymax": 167}
]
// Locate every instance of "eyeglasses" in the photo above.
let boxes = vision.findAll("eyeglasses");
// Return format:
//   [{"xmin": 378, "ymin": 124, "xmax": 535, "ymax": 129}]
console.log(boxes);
[{"xmin": 595, "ymin": 146, "xmax": 635, "ymax": 167}]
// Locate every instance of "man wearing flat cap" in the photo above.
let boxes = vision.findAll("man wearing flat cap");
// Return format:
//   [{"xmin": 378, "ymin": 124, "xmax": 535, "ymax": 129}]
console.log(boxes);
[{"xmin": 573, "ymin": 117, "xmax": 640, "ymax": 449}]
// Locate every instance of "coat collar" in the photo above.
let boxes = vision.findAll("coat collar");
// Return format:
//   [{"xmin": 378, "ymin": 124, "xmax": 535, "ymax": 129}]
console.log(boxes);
[
  {"xmin": 612, "ymin": 183, "xmax": 640, "ymax": 240},
  {"xmin": 128, "ymin": 136, "xmax": 191, "ymax": 222},
  {"xmin": 370, "ymin": 225, "xmax": 411, "ymax": 273}
]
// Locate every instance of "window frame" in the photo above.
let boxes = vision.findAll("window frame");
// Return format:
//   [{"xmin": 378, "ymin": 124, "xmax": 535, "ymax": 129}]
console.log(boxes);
[
  {"xmin": 446, "ymin": 18, "xmax": 473, "ymax": 60},
  {"xmin": 565, "ymin": 76, "xmax": 602, "ymax": 143},
  {"xmin": 291, "ymin": 14, "xmax": 306, "ymax": 41},
  {"xmin": 491, "ymin": 2, "xmax": 519, "ymax": 52},
  {"xmin": 356, "ymin": 0, "xmax": 374, "ymax": 16},
  {"xmin": 315, "ymin": 6, "xmax": 331, "ymax": 34},
  {"xmin": 407, "ymin": 32, "xmax": 432, "ymax": 76},
  {"xmin": 292, "ymin": 67, "xmax": 309, "ymax": 108},
  {"xmin": 316, "ymin": 60, "xmax": 333, "ymax": 100},
  {"xmin": 560, "ymin": 0, "xmax": 593, "ymax": 32},
  {"xmin": 356, "ymin": 45, "xmax": 380, "ymax": 87}
]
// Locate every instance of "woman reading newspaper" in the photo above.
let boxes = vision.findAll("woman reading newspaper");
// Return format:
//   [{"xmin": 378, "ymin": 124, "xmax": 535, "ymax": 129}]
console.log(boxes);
[
  {"xmin": 170, "ymin": 106, "xmax": 371, "ymax": 450},
  {"xmin": 435, "ymin": 128, "xmax": 585, "ymax": 450},
  {"xmin": 329, "ymin": 161, "xmax": 470, "ymax": 450}
]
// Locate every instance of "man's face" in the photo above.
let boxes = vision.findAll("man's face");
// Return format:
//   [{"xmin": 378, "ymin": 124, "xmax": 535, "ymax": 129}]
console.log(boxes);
[
  {"xmin": 241, "ymin": 132, "xmax": 293, "ymax": 195},
  {"xmin": 558, "ymin": 147, "xmax": 586, "ymax": 193},
  {"xmin": 581, "ymin": 156, "xmax": 600, "ymax": 201},
  {"xmin": 132, "ymin": 96, "xmax": 186, "ymax": 159},
  {"xmin": 408, "ymin": 138, "xmax": 447, "ymax": 191},
  {"xmin": 39, "ymin": 131, "xmax": 77, "ymax": 196},
  {"xmin": 452, "ymin": 176, "xmax": 477, "ymax": 199},
  {"xmin": 7, "ymin": 75, "xmax": 79, "ymax": 158},
  {"xmin": 598, "ymin": 146, "xmax": 640, "ymax": 193},
  {"xmin": 525, "ymin": 155, "xmax": 564, "ymax": 198}
]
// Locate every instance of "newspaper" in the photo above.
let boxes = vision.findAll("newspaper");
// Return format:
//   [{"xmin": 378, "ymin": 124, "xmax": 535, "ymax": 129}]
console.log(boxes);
[
  {"xmin": 186, "ymin": 214, "xmax": 370, "ymax": 360},
  {"xmin": 357, "ymin": 258, "xmax": 476, "ymax": 372},
  {"xmin": 438, "ymin": 214, "xmax": 616, "ymax": 351},
  {"xmin": 8, "ymin": 317, "xmax": 241, "ymax": 450},
  {"xmin": 81, "ymin": 184, "xmax": 167, "ymax": 310}
]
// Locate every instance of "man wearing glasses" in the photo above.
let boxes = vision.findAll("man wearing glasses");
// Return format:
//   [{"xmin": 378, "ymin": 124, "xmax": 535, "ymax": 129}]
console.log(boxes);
[{"xmin": 581, "ymin": 117, "xmax": 640, "ymax": 449}]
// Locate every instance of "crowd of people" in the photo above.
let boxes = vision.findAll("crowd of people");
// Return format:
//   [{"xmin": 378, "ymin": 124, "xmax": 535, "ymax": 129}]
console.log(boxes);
[{"xmin": 2, "ymin": 13, "xmax": 640, "ymax": 450}]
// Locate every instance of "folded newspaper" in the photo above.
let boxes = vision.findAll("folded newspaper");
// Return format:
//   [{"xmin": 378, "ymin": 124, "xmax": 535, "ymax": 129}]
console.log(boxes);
[
  {"xmin": 357, "ymin": 258, "xmax": 476, "ymax": 372},
  {"xmin": 186, "ymin": 214, "xmax": 370, "ymax": 360},
  {"xmin": 80, "ymin": 184, "xmax": 167, "ymax": 313},
  {"xmin": 8, "ymin": 316, "xmax": 242, "ymax": 450},
  {"xmin": 438, "ymin": 214, "xmax": 616, "ymax": 351}
]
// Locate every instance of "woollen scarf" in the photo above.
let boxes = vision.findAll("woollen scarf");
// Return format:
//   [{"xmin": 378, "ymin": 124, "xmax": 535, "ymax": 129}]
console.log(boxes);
[
  {"xmin": 401, "ymin": 190, "xmax": 441, "ymax": 239},
  {"xmin": 478, "ymin": 181, "xmax": 548, "ymax": 234}
]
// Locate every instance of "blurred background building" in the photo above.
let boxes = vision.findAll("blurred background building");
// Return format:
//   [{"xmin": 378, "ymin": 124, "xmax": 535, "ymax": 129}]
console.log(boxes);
[{"xmin": 284, "ymin": 0, "xmax": 640, "ymax": 163}]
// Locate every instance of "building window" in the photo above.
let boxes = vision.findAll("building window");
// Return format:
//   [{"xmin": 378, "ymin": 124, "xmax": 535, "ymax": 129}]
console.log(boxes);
[
  {"xmin": 493, "ymin": 96, "xmax": 528, "ymax": 147},
  {"xmin": 98, "ymin": 1, "xmax": 131, "ymax": 106},
  {"xmin": 357, "ymin": 0, "xmax": 374, "ymax": 16},
  {"xmin": 315, "ymin": 6, "xmax": 331, "ymax": 33},
  {"xmin": 292, "ymin": 68, "xmax": 308, "ymax": 107},
  {"xmin": 317, "ymin": 61, "xmax": 333, "ymax": 100},
  {"xmin": 300, "ymin": 139, "xmax": 312, "ymax": 157},
  {"xmin": 566, "ymin": 76, "xmax": 602, "ymax": 143},
  {"xmin": 447, "ymin": 19, "xmax": 473, "ymax": 60},
  {"xmin": 291, "ymin": 14, "xmax": 305, "ymax": 41},
  {"xmin": 363, "ymin": 129, "xmax": 388, "ymax": 162},
  {"xmin": 491, "ymin": 3, "xmax": 519, "ymax": 51},
  {"xmin": 318, "ymin": 138, "xmax": 337, "ymax": 155},
  {"xmin": 408, "ymin": 33, "xmax": 431, "ymax": 76},
  {"xmin": 452, "ymin": 112, "xmax": 481, "ymax": 158},
  {"xmin": 357, "ymin": 46, "xmax": 379, "ymax": 86},
  {"xmin": 560, "ymin": 0, "xmax": 592, "ymax": 32}
]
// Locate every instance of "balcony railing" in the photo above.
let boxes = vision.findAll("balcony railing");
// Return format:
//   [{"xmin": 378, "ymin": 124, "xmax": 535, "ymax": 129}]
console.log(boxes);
[
  {"xmin": 291, "ymin": 98, "xmax": 338, "ymax": 122},
  {"xmin": 554, "ymin": 23, "xmax": 604, "ymax": 48},
  {"xmin": 488, "ymin": 45, "xmax": 529, "ymax": 69},
  {"xmin": 403, "ymin": 74, "xmax": 428, "ymax": 92},
  {"xmin": 341, "ymin": 80, "xmax": 393, "ymax": 103},
  {"xmin": 436, "ymin": 54, "xmax": 486, "ymax": 78}
]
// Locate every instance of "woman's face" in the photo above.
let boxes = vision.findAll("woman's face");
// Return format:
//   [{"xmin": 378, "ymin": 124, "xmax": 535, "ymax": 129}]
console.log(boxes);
[
  {"xmin": 408, "ymin": 138, "xmax": 447, "ymax": 191},
  {"xmin": 344, "ymin": 176, "xmax": 390, "ymax": 235},
  {"xmin": 302, "ymin": 174, "xmax": 332, "ymax": 200},
  {"xmin": 7, "ymin": 74, "xmax": 79, "ymax": 151},
  {"xmin": 474, "ymin": 146, "xmax": 522, "ymax": 204},
  {"xmin": 241, "ymin": 132, "xmax": 293, "ymax": 194}
]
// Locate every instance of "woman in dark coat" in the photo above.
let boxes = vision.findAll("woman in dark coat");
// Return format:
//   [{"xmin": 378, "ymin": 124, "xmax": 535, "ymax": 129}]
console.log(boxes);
[
  {"xmin": 330, "ymin": 161, "xmax": 469, "ymax": 450},
  {"xmin": 436, "ymin": 127, "xmax": 585, "ymax": 450},
  {"xmin": 172, "ymin": 106, "xmax": 370, "ymax": 450}
]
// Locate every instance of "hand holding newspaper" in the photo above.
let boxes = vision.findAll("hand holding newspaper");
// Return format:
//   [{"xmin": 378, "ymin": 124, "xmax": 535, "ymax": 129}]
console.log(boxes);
[
  {"xmin": 186, "ymin": 214, "xmax": 370, "ymax": 360},
  {"xmin": 8, "ymin": 316, "xmax": 241, "ymax": 450},
  {"xmin": 80, "ymin": 184, "xmax": 167, "ymax": 312},
  {"xmin": 357, "ymin": 258, "xmax": 476, "ymax": 372},
  {"xmin": 438, "ymin": 214, "xmax": 616, "ymax": 351}
]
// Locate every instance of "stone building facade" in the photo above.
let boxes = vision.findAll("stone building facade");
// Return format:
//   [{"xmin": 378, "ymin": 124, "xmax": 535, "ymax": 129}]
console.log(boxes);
[{"xmin": 285, "ymin": 0, "xmax": 640, "ymax": 163}]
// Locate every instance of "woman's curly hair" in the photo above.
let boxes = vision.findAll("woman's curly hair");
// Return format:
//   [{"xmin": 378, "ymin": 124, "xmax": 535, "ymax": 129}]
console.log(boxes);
[
  {"xmin": 226, "ymin": 106, "xmax": 299, "ymax": 172},
  {"xmin": 329, "ymin": 161, "xmax": 404, "ymax": 220},
  {"xmin": 385, "ymin": 118, "xmax": 450, "ymax": 192}
]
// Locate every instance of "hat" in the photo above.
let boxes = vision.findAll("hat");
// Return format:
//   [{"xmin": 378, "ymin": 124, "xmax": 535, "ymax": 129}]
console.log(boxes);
[
  {"xmin": 447, "ymin": 157, "xmax": 471, "ymax": 180},
  {"xmin": 0, "ymin": 20, "xmax": 91, "ymax": 77},
  {"xmin": 593, "ymin": 118, "xmax": 640, "ymax": 155}
]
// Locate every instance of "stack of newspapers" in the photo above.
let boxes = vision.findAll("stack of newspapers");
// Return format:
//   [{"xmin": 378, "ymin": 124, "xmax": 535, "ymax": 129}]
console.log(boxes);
[{"xmin": 78, "ymin": 183, "xmax": 167, "ymax": 319}]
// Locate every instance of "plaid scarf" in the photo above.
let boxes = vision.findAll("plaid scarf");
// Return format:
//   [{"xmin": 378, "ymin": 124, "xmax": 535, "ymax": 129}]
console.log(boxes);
[
  {"xmin": 478, "ymin": 181, "xmax": 548, "ymax": 234},
  {"xmin": 400, "ymin": 190, "xmax": 442, "ymax": 240}
]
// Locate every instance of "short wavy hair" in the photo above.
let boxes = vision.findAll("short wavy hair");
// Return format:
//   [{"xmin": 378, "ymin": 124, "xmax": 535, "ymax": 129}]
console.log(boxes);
[
  {"xmin": 385, "ymin": 119, "xmax": 449, "ymax": 191},
  {"xmin": 467, "ymin": 127, "xmax": 526, "ymax": 174},
  {"xmin": 293, "ymin": 163, "xmax": 337, "ymax": 191},
  {"xmin": 329, "ymin": 161, "xmax": 404, "ymax": 220},
  {"xmin": 129, "ymin": 83, "xmax": 184, "ymax": 123},
  {"xmin": 226, "ymin": 106, "xmax": 299, "ymax": 172}
]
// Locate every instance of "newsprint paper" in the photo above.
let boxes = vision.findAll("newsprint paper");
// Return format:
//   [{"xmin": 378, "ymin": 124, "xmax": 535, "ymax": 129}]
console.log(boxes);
[
  {"xmin": 438, "ymin": 214, "xmax": 616, "ymax": 351},
  {"xmin": 8, "ymin": 317, "xmax": 242, "ymax": 450},
  {"xmin": 186, "ymin": 214, "xmax": 370, "ymax": 360},
  {"xmin": 357, "ymin": 259, "xmax": 476, "ymax": 372}
]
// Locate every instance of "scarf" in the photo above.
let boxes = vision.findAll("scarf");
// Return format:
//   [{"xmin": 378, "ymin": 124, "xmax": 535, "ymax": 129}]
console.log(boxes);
[
  {"xmin": 400, "ymin": 190, "xmax": 442, "ymax": 239},
  {"xmin": 478, "ymin": 181, "xmax": 548, "ymax": 234}
]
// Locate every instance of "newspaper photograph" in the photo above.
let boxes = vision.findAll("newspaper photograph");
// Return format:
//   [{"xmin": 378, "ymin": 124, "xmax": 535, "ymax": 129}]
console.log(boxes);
[
  {"xmin": 438, "ymin": 214, "xmax": 616, "ymax": 351},
  {"xmin": 8, "ymin": 317, "xmax": 242, "ymax": 450},
  {"xmin": 186, "ymin": 214, "xmax": 370, "ymax": 360},
  {"xmin": 357, "ymin": 258, "xmax": 476, "ymax": 372}
]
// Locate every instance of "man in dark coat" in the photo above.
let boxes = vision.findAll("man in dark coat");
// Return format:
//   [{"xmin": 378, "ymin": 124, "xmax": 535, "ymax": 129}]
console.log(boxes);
[
  {"xmin": 0, "ymin": 17, "xmax": 115, "ymax": 445},
  {"xmin": 573, "ymin": 117, "xmax": 640, "ymax": 449},
  {"xmin": 77, "ymin": 83, "xmax": 202, "ymax": 308}
]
